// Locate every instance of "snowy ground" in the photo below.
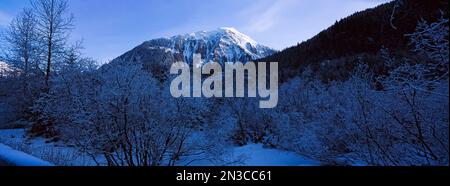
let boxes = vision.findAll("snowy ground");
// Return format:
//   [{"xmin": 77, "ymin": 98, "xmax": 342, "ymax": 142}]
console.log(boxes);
[
  {"xmin": 180, "ymin": 143, "xmax": 319, "ymax": 166},
  {"xmin": 0, "ymin": 129, "xmax": 319, "ymax": 166},
  {"xmin": 232, "ymin": 144, "xmax": 318, "ymax": 166},
  {"xmin": 0, "ymin": 129, "xmax": 96, "ymax": 166},
  {"xmin": 0, "ymin": 143, "xmax": 54, "ymax": 166}
]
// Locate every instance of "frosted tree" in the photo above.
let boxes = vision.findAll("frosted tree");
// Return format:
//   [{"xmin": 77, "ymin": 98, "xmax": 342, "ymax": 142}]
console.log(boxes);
[
  {"xmin": 31, "ymin": 0, "xmax": 74, "ymax": 90},
  {"xmin": 372, "ymin": 17, "xmax": 449, "ymax": 165},
  {"xmin": 2, "ymin": 8, "xmax": 44, "ymax": 124},
  {"xmin": 408, "ymin": 16, "xmax": 449, "ymax": 69},
  {"xmin": 58, "ymin": 63, "xmax": 205, "ymax": 166},
  {"xmin": 3, "ymin": 9, "xmax": 40, "ymax": 75}
]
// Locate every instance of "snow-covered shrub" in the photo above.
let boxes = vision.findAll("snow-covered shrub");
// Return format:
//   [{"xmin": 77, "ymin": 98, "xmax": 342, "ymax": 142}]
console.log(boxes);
[{"xmin": 51, "ymin": 62, "xmax": 214, "ymax": 166}]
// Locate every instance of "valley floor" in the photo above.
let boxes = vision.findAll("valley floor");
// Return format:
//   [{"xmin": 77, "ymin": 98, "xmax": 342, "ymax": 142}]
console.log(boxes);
[
  {"xmin": 0, "ymin": 128, "xmax": 319, "ymax": 166},
  {"xmin": 227, "ymin": 143, "xmax": 318, "ymax": 166}
]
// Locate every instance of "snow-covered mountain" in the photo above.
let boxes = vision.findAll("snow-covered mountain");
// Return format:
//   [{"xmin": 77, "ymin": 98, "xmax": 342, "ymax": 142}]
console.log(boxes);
[
  {"xmin": 145, "ymin": 27, "xmax": 276, "ymax": 64},
  {"xmin": 103, "ymin": 27, "xmax": 276, "ymax": 70},
  {"xmin": 99, "ymin": 27, "xmax": 277, "ymax": 79}
]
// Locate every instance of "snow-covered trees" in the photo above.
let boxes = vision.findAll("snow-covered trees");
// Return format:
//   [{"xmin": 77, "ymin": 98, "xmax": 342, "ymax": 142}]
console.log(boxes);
[
  {"xmin": 3, "ymin": 9, "xmax": 40, "ymax": 76},
  {"xmin": 368, "ymin": 16, "xmax": 449, "ymax": 165},
  {"xmin": 29, "ymin": 49, "xmax": 98, "ymax": 137},
  {"xmin": 264, "ymin": 17, "xmax": 449, "ymax": 165},
  {"xmin": 31, "ymin": 0, "xmax": 74, "ymax": 89},
  {"xmin": 408, "ymin": 16, "xmax": 448, "ymax": 68},
  {"xmin": 1, "ymin": 0, "xmax": 78, "ymax": 130},
  {"xmin": 1, "ymin": 8, "xmax": 43, "ymax": 128},
  {"xmin": 34, "ymin": 61, "xmax": 211, "ymax": 166}
]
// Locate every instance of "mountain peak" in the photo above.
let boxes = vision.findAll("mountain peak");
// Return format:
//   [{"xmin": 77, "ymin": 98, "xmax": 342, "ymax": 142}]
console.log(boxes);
[
  {"xmin": 185, "ymin": 27, "xmax": 259, "ymax": 48},
  {"xmin": 134, "ymin": 27, "xmax": 276, "ymax": 65}
]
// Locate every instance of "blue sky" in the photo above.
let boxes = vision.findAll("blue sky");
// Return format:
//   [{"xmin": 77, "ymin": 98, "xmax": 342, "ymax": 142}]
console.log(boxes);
[{"xmin": 0, "ymin": 0, "xmax": 390, "ymax": 63}]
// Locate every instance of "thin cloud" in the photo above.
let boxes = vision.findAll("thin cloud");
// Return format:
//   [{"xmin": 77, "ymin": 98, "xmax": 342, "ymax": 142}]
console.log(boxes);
[
  {"xmin": 0, "ymin": 11, "xmax": 12, "ymax": 27},
  {"xmin": 242, "ymin": 0, "xmax": 295, "ymax": 33}
]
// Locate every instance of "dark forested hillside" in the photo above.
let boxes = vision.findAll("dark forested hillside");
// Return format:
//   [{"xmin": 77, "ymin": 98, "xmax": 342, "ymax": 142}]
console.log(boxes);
[{"xmin": 260, "ymin": 0, "xmax": 449, "ymax": 82}]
